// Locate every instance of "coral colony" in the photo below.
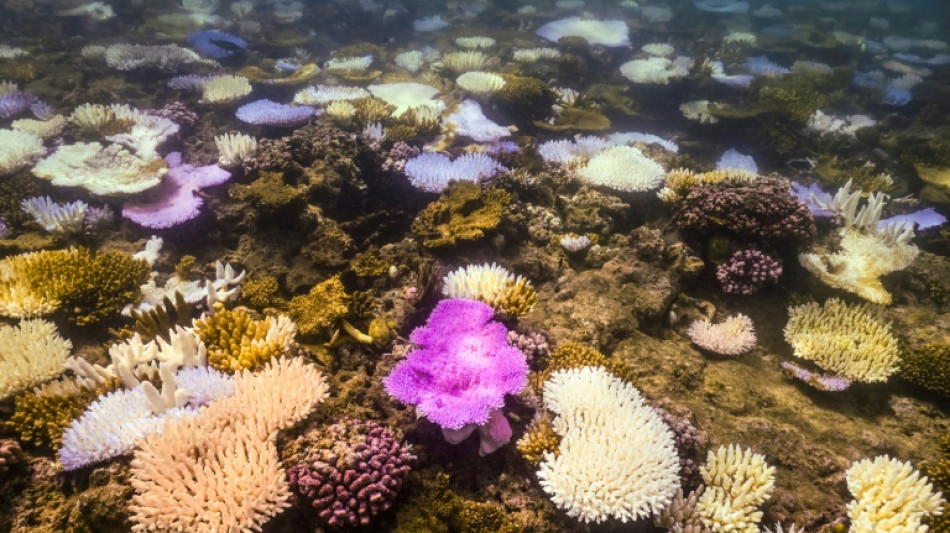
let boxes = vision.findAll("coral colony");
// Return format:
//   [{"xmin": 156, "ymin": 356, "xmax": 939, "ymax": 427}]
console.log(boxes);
[{"xmin": 1, "ymin": 1, "xmax": 950, "ymax": 532}]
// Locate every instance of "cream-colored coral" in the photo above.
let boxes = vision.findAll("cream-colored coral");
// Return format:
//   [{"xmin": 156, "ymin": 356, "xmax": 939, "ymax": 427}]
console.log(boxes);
[
  {"xmin": 32, "ymin": 142, "xmax": 167, "ymax": 195},
  {"xmin": 367, "ymin": 82, "xmax": 443, "ymax": 117},
  {"xmin": 293, "ymin": 84, "xmax": 370, "ymax": 106},
  {"xmin": 129, "ymin": 356, "xmax": 329, "ymax": 533},
  {"xmin": 200, "ymin": 75, "xmax": 252, "ymax": 104},
  {"xmin": 846, "ymin": 455, "xmax": 945, "ymax": 533},
  {"xmin": 214, "ymin": 132, "xmax": 257, "ymax": 167},
  {"xmin": 455, "ymin": 71, "xmax": 506, "ymax": 94},
  {"xmin": 784, "ymin": 298, "xmax": 899, "ymax": 383},
  {"xmin": 698, "ymin": 445, "xmax": 775, "ymax": 533},
  {"xmin": 442, "ymin": 50, "xmax": 488, "ymax": 72},
  {"xmin": 325, "ymin": 100, "xmax": 357, "ymax": 120},
  {"xmin": 576, "ymin": 145, "xmax": 665, "ymax": 192},
  {"xmin": 687, "ymin": 314, "xmax": 756, "ymax": 356},
  {"xmin": 455, "ymin": 36, "xmax": 496, "ymax": 49},
  {"xmin": 442, "ymin": 263, "xmax": 536, "ymax": 316},
  {"xmin": 537, "ymin": 366, "xmax": 681, "ymax": 523},
  {"xmin": 0, "ymin": 128, "xmax": 45, "ymax": 175},
  {"xmin": 12, "ymin": 115, "xmax": 67, "ymax": 139},
  {"xmin": 642, "ymin": 42, "xmax": 675, "ymax": 57},
  {"xmin": 512, "ymin": 47, "xmax": 561, "ymax": 62},
  {"xmin": 0, "ymin": 319, "xmax": 72, "ymax": 399},
  {"xmin": 325, "ymin": 55, "xmax": 373, "ymax": 72},
  {"xmin": 680, "ymin": 100, "xmax": 719, "ymax": 124},
  {"xmin": 620, "ymin": 56, "xmax": 693, "ymax": 84}
]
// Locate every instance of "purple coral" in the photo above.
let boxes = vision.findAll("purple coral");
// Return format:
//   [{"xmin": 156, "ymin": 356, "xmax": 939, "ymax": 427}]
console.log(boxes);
[
  {"xmin": 235, "ymin": 99, "xmax": 319, "ymax": 126},
  {"xmin": 0, "ymin": 91, "xmax": 37, "ymax": 119},
  {"xmin": 383, "ymin": 298, "xmax": 528, "ymax": 455},
  {"xmin": 716, "ymin": 249, "xmax": 782, "ymax": 295},
  {"xmin": 780, "ymin": 361, "xmax": 851, "ymax": 392},
  {"xmin": 147, "ymin": 101, "xmax": 199, "ymax": 130},
  {"xmin": 287, "ymin": 419, "xmax": 412, "ymax": 528},
  {"xmin": 122, "ymin": 152, "xmax": 231, "ymax": 228},
  {"xmin": 673, "ymin": 176, "xmax": 816, "ymax": 243}
]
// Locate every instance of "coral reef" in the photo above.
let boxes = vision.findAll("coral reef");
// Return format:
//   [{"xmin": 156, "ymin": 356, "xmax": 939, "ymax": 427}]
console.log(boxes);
[
  {"xmin": 411, "ymin": 182, "xmax": 511, "ymax": 248},
  {"xmin": 194, "ymin": 304, "xmax": 297, "ymax": 372}
]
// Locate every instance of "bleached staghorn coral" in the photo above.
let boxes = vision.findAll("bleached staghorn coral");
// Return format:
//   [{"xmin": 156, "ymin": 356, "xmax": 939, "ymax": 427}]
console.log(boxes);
[
  {"xmin": 0, "ymin": 128, "xmax": 45, "ymax": 175},
  {"xmin": 456, "ymin": 71, "xmax": 506, "ymax": 94},
  {"xmin": 214, "ymin": 132, "xmax": 257, "ymax": 167},
  {"xmin": 132, "ymin": 260, "xmax": 245, "ymax": 315},
  {"xmin": 576, "ymin": 145, "xmax": 665, "ymax": 192},
  {"xmin": 697, "ymin": 445, "xmax": 775, "ymax": 533},
  {"xmin": 394, "ymin": 50, "xmax": 425, "ymax": 73},
  {"xmin": 784, "ymin": 298, "xmax": 899, "ymax": 383},
  {"xmin": 104, "ymin": 104, "xmax": 179, "ymax": 158},
  {"xmin": 680, "ymin": 100, "xmax": 719, "ymax": 124},
  {"xmin": 69, "ymin": 103, "xmax": 125, "ymax": 135},
  {"xmin": 801, "ymin": 180, "xmax": 918, "ymax": 305},
  {"xmin": 442, "ymin": 263, "xmax": 536, "ymax": 317},
  {"xmin": 0, "ymin": 319, "xmax": 72, "ymax": 399},
  {"xmin": 293, "ymin": 84, "xmax": 371, "ymax": 106},
  {"xmin": 537, "ymin": 366, "xmax": 680, "ymax": 523},
  {"xmin": 21, "ymin": 196, "xmax": 87, "ymax": 234},
  {"xmin": 846, "ymin": 455, "xmax": 944, "ymax": 533},
  {"xmin": 687, "ymin": 314, "xmax": 756, "ymax": 356},
  {"xmin": 199, "ymin": 75, "xmax": 252, "ymax": 104},
  {"xmin": 129, "ymin": 356, "xmax": 330, "ymax": 533}
]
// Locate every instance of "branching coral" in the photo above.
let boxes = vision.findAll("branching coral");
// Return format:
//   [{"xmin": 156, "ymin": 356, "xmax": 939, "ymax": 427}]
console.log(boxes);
[
  {"xmin": 7, "ymin": 379, "xmax": 106, "ymax": 447},
  {"xmin": 194, "ymin": 304, "xmax": 297, "ymax": 372},
  {"xmin": 784, "ymin": 298, "xmax": 899, "ymax": 383},
  {"xmin": 0, "ymin": 319, "xmax": 72, "ymax": 400},
  {"xmin": 846, "ymin": 455, "xmax": 944, "ymax": 533},
  {"xmin": 411, "ymin": 181, "xmax": 510, "ymax": 248},
  {"xmin": 899, "ymin": 343, "xmax": 950, "ymax": 398},
  {"xmin": 533, "ymin": 341, "xmax": 637, "ymax": 391},
  {"xmin": 442, "ymin": 263, "xmax": 537, "ymax": 318},
  {"xmin": 697, "ymin": 445, "xmax": 776, "ymax": 533},
  {"xmin": 0, "ymin": 247, "xmax": 151, "ymax": 325}
]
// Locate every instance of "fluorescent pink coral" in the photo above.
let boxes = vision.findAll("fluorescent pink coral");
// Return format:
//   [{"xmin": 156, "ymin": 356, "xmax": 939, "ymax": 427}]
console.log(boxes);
[
  {"xmin": 383, "ymin": 298, "xmax": 528, "ymax": 454},
  {"xmin": 122, "ymin": 152, "xmax": 230, "ymax": 229}
]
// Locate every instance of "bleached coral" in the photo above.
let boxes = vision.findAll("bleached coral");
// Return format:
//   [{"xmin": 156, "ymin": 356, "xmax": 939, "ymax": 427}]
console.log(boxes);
[
  {"xmin": 442, "ymin": 263, "xmax": 536, "ymax": 315},
  {"xmin": 0, "ymin": 319, "xmax": 72, "ymax": 400},
  {"xmin": 102, "ymin": 43, "xmax": 204, "ymax": 72},
  {"xmin": 642, "ymin": 42, "xmax": 675, "ymax": 57},
  {"xmin": 536, "ymin": 17, "xmax": 631, "ymax": 47},
  {"xmin": 576, "ymin": 145, "xmax": 665, "ymax": 192},
  {"xmin": 12, "ymin": 115, "xmax": 67, "ymax": 139},
  {"xmin": 455, "ymin": 71, "xmax": 506, "ymax": 94},
  {"xmin": 680, "ymin": 100, "xmax": 719, "ymax": 124},
  {"xmin": 394, "ymin": 50, "xmax": 425, "ymax": 73},
  {"xmin": 0, "ymin": 128, "xmax": 45, "ymax": 175},
  {"xmin": 537, "ymin": 366, "xmax": 680, "ymax": 523},
  {"xmin": 21, "ymin": 196, "xmax": 87, "ymax": 234},
  {"xmin": 199, "ymin": 75, "xmax": 252, "ymax": 104},
  {"xmin": 442, "ymin": 50, "xmax": 488, "ymax": 72},
  {"xmin": 784, "ymin": 298, "xmax": 899, "ymax": 383},
  {"xmin": 325, "ymin": 55, "xmax": 373, "ymax": 72},
  {"xmin": 214, "ymin": 132, "xmax": 257, "ymax": 166},
  {"xmin": 293, "ymin": 84, "xmax": 371, "ymax": 106},
  {"xmin": 403, "ymin": 152, "xmax": 505, "ymax": 193},
  {"xmin": 455, "ymin": 36, "xmax": 495, "ymax": 49},
  {"xmin": 698, "ymin": 445, "xmax": 775, "ymax": 533},
  {"xmin": 512, "ymin": 47, "xmax": 561, "ymax": 62},
  {"xmin": 620, "ymin": 56, "xmax": 694, "ymax": 84},
  {"xmin": 367, "ymin": 82, "xmax": 443, "ymax": 117},
  {"xmin": 129, "ymin": 356, "xmax": 329, "ymax": 532},
  {"xmin": 687, "ymin": 314, "xmax": 756, "ymax": 356},
  {"xmin": 445, "ymin": 99, "xmax": 511, "ymax": 142},
  {"xmin": 846, "ymin": 455, "xmax": 944, "ymax": 533},
  {"xmin": 32, "ymin": 142, "xmax": 167, "ymax": 195},
  {"xmin": 0, "ymin": 45, "xmax": 27, "ymax": 59}
]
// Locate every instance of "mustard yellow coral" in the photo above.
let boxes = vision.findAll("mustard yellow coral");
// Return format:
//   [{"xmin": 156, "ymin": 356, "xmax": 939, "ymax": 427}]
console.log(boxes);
[
  {"xmin": 288, "ymin": 275, "xmax": 349, "ymax": 337},
  {"xmin": 533, "ymin": 342, "xmax": 637, "ymax": 392},
  {"xmin": 411, "ymin": 182, "xmax": 511, "ymax": 249},
  {"xmin": 0, "ymin": 247, "xmax": 150, "ymax": 325},
  {"xmin": 516, "ymin": 416, "xmax": 560, "ymax": 465},
  {"xmin": 784, "ymin": 298, "xmax": 899, "ymax": 383},
  {"xmin": 194, "ymin": 304, "xmax": 297, "ymax": 372},
  {"xmin": 657, "ymin": 167, "xmax": 757, "ymax": 204}
]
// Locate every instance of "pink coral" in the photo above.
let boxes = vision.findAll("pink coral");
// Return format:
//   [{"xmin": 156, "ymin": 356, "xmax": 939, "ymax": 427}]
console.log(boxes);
[{"xmin": 122, "ymin": 152, "xmax": 230, "ymax": 229}]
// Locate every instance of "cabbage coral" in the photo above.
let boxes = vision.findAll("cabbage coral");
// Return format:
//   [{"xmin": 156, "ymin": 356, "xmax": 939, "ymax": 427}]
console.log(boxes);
[
  {"xmin": 0, "ymin": 247, "xmax": 151, "ymax": 325},
  {"xmin": 32, "ymin": 142, "xmax": 167, "ymax": 196},
  {"xmin": 784, "ymin": 298, "xmax": 899, "ymax": 383}
]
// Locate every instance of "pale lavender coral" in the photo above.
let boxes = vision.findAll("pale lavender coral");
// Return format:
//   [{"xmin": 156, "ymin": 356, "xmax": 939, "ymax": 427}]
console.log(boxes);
[
  {"xmin": 879, "ymin": 208, "xmax": 946, "ymax": 231},
  {"xmin": 287, "ymin": 419, "xmax": 412, "ymax": 528},
  {"xmin": 716, "ymin": 249, "xmax": 782, "ymax": 295},
  {"xmin": 780, "ymin": 361, "xmax": 851, "ymax": 392},
  {"xmin": 746, "ymin": 55, "xmax": 790, "ymax": 77},
  {"xmin": 0, "ymin": 91, "xmax": 36, "ymax": 119},
  {"xmin": 446, "ymin": 99, "xmax": 511, "ymax": 143},
  {"xmin": 235, "ymin": 99, "xmax": 319, "ymax": 126},
  {"xmin": 381, "ymin": 141, "xmax": 419, "ymax": 174},
  {"xmin": 0, "ymin": 219, "xmax": 9, "ymax": 239},
  {"xmin": 716, "ymin": 148, "xmax": 758, "ymax": 174},
  {"xmin": 383, "ymin": 298, "xmax": 528, "ymax": 454},
  {"xmin": 403, "ymin": 152, "xmax": 506, "ymax": 193},
  {"xmin": 122, "ymin": 152, "xmax": 231, "ymax": 229}
]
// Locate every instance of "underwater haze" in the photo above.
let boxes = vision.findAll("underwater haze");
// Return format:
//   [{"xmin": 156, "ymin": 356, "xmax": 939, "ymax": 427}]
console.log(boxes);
[{"xmin": 1, "ymin": 0, "xmax": 949, "ymax": 532}]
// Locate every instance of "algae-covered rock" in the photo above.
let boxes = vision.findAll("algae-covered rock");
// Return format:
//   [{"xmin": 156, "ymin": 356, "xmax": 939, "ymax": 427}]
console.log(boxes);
[
  {"xmin": 229, "ymin": 171, "xmax": 306, "ymax": 213},
  {"xmin": 411, "ymin": 181, "xmax": 511, "ymax": 249}
]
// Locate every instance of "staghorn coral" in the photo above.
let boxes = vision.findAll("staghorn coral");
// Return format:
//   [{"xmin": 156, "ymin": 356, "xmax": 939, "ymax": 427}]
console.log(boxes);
[
  {"xmin": 0, "ymin": 247, "xmax": 150, "ymax": 325},
  {"xmin": 899, "ymin": 343, "xmax": 950, "ymax": 398},
  {"xmin": 7, "ymin": 379, "xmax": 107, "ymax": 447},
  {"xmin": 411, "ymin": 181, "xmax": 510, "ymax": 248},
  {"xmin": 287, "ymin": 275, "xmax": 349, "ymax": 337},
  {"xmin": 285, "ymin": 418, "xmax": 413, "ymax": 528},
  {"xmin": 111, "ymin": 292, "xmax": 194, "ymax": 343},
  {"xmin": 673, "ymin": 176, "xmax": 816, "ymax": 243},
  {"xmin": 784, "ymin": 298, "xmax": 899, "ymax": 383},
  {"xmin": 194, "ymin": 304, "xmax": 297, "ymax": 372},
  {"xmin": 517, "ymin": 415, "xmax": 560, "ymax": 465}
]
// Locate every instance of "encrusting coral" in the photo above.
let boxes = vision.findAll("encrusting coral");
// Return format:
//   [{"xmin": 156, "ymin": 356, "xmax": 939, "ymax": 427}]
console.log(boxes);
[
  {"xmin": 0, "ymin": 247, "xmax": 151, "ymax": 326},
  {"xmin": 194, "ymin": 303, "xmax": 297, "ymax": 372},
  {"xmin": 411, "ymin": 181, "xmax": 511, "ymax": 248},
  {"xmin": 287, "ymin": 275, "xmax": 350, "ymax": 337}
]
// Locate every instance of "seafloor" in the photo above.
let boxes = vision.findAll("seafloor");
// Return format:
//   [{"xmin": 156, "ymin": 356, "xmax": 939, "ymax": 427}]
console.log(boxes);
[{"xmin": 0, "ymin": 0, "xmax": 949, "ymax": 532}]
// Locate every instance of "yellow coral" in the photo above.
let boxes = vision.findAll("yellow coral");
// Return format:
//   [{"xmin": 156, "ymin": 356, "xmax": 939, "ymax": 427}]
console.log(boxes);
[
  {"xmin": 288, "ymin": 276, "xmax": 350, "ymax": 337},
  {"xmin": 0, "ymin": 247, "xmax": 150, "ymax": 325},
  {"xmin": 784, "ymin": 298, "xmax": 899, "ymax": 383},
  {"xmin": 658, "ymin": 167, "xmax": 758, "ymax": 203},
  {"xmin": 0, "ymin": 319, "xmax": 73, "ymax": 399},
  {"xmin": 516, "ymin": 415, "xmax": 560, "ymax": 464},
  {"xmin": 698, "ymin": 445, "xmax": 775, "ymax": 533},
  {"xmin": 533, "ymin": 342, "xmax": 637, "ymax": 392},
  {"xmin": 194, "ymin": 304, "xmax": 297, "ymax": 372},
  {"xmin": 7, "ymin": 378, "xmax": 117, "ymax": 447},
  {"xmin": 441, "ymin": 263, "xmax": 536, "ymax": 318},
  {"xmin": 411, "ymin": 182, "xmax": 510, "ymax": 249}
]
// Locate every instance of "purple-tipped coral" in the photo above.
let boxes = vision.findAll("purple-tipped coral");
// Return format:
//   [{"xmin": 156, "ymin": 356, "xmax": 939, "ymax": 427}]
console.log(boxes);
[
  {"xmin": 0, "ymin": 91, "xmax": 37, "ymax": 119},
  {"xmin": 122, "ymin": 152, "xmax": 231, "ymax": 228},
  {"xmin": 235, "ymin": 99, "xmax": 319, "ymax": 126},
  {"xmin": 780, "ymin": 361, "xmax": 851, "ymax": 392},
  {"xmin": 674, "ymin": 176, "xmax": 816, "ymax": 243},
  {"xmin": 383, "ymin": 298, "xmax": 528, "ymax": 455},
  {"xmin": 286, "ymin": 419, "xmax": 412, "ymax": 528},
  {"xmin": 716, "ymin": 249, "xmax": 782, "ymax": 295}
]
